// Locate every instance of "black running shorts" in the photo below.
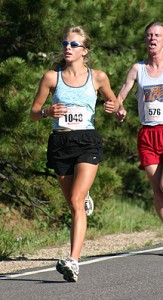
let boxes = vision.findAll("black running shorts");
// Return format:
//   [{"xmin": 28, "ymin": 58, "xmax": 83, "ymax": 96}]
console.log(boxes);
[{"xmin": 46, "ymin": 129, "xmax": 103, "ymax": 175}]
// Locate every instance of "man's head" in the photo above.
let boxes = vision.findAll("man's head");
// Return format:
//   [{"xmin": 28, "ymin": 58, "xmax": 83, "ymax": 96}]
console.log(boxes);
[
  {"xmin": 144, "ymin": 21, "xmax": 163, "ymax": 55},
  {"xmin": 144, "ymin": 21, "xmax": 163, "ymax": 37}
]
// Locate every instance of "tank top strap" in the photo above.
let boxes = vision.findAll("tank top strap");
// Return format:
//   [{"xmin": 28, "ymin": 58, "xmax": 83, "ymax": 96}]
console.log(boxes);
[
  {"xmin": 58, "ymin": 68, "xmax": 62, "ymax": 81},
  {"xmin": 86, "ymin": 68, "xmax": 93, "ymax": 85}
]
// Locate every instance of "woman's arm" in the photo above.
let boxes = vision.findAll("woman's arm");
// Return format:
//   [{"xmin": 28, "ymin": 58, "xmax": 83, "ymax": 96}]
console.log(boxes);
[
  {"xmin": 92, "ymin": 69, "xmax": 119, "ymax": 113},
  {"xmin": 29, "ymin": 70, "xmax": 67, "ymax": 121}
]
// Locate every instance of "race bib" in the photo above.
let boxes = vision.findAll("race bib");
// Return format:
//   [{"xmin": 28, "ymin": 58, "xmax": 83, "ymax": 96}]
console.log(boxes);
[
  {"xmin": 59, "ymin": 106, "xmax": 88, "ymax": 129},
  {"xmin": 144, "ymin": 101, "xmax": 163, "ymax": 122}
]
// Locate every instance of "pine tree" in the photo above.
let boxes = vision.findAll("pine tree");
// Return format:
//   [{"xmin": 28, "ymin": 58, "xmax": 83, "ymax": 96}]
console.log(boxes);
[{"xmin": 0, "ymin": 0, "xmax": 162, "ymax": 219}]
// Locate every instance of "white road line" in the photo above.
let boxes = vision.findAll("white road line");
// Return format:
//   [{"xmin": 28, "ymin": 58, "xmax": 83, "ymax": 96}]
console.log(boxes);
[
  {"xmin": 1, "ymin": 245, "xmax": 163, "ymax": 280},
  {"xmin": 80, "ymin": 245, "xmax": 163, "ymax": 266},
  {"xmin": 0, "ymin": 267, "xmax": 56, "ymax": 279}
]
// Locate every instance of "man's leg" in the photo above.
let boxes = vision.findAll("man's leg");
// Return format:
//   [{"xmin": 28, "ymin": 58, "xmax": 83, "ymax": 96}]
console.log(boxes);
[{"xmin": 145, "ymin": 164, "xmax": 163, "ymax": 221}]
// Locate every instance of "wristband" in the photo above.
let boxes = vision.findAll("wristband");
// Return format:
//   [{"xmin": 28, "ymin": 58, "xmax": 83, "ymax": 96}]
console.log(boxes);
[{"xmin": 40, "ymin": 108, "xmax": 47, "ymax": 118}]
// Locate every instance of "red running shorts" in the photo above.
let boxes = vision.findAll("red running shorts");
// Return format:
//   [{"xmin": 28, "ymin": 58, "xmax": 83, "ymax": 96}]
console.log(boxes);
[{"xmin": 138, "ymin": 125, "xmax": 163, "ymax": 170}]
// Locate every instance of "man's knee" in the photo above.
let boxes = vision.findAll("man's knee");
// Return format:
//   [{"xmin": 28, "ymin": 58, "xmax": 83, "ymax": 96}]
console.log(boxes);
[{"xmin": 160, "ymin": 184, "xmax": 163, "ymax": 193}]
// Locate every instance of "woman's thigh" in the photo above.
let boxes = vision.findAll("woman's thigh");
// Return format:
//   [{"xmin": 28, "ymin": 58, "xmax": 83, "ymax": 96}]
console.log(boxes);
[
  {"xmin": 72, "ymin": 163, "xmax": 98, "ymax": 197},
  {"xmin": 57, "ymin": 163, "xmax": 98, "ymax": 205}
]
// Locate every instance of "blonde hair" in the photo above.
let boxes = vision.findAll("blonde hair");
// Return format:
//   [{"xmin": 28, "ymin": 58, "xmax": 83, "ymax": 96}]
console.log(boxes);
[{"xmin": 53, "ymin": 25, "xmax": 91, "ymax": 70}]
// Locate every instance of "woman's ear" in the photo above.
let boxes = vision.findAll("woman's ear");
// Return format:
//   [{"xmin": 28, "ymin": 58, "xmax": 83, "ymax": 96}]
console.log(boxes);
[{"xmin": 82, "ymin": 48, "xmax": 88, "ymax": 57}]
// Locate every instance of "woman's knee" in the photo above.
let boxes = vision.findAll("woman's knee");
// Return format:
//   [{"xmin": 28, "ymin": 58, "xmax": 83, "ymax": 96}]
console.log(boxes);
[{"xmin": 70, "ymin": 195, "xmax": 85, "ymax": 214}]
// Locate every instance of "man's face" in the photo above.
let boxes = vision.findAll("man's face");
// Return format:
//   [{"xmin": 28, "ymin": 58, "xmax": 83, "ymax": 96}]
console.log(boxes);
[{"xmin": 145, "ymin": 25, "xmax": 163, "ymax": 55}]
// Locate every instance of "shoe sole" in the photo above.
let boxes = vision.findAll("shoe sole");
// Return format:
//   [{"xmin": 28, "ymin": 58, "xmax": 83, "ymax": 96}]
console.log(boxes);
[
  {"xmin": 63, "ymin": 267, "xmax": 78, "ymax": 282},
  {"xmin": 56, "ymin": 263, "xmax": 64, "ymax": 275},
  {"xmin": 56, "ymin": 263, "xmax": 78, "ymax": 282}
]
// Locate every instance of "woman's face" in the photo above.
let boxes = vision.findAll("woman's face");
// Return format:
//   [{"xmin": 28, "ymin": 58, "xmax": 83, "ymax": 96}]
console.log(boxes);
[{"xmin": 62, "ymin": 32, "xmax": 88, "ymax": 63}]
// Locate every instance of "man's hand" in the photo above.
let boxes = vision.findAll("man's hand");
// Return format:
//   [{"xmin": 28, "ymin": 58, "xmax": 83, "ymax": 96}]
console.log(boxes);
[{"xmin": 116, "ymin": 105, "xmax": 127, "ymax": 122}]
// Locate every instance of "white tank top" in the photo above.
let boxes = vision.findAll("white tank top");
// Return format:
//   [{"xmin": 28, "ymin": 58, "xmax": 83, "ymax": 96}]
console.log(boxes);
[{"xmin": 135, "ymin": 61, "xmax": 163, "ymax": 126}]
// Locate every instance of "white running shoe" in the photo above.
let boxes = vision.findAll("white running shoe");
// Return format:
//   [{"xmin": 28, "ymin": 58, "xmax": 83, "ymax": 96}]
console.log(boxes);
[
  {"xmin": 85, "ymin": 191, "xmax": 94, "ymax": 216},
  {"xmin": 56, "ymin": 258, "xmax": 79, "ymax": 282}
]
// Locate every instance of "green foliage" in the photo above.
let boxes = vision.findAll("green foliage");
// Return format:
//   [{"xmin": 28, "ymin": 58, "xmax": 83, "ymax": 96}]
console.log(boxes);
[
  {"xmin": 88, "ymin": 196, "xmax": 162, "ymax": 234},
  {"xmin": 0, "ymin": 226, "xmax": 16, "ymax": 257},
  {"xmin": 92, "ymin": 164, "xmax": 122, "ymax": 200},
  {"xmin": 118, "ymin": 162, "xmax": 153, "ymax": 209},
  {"xmin": 0, "ymin": 217, "xmax": 70, "ymax": 257},
  {"xmin": 0, "ymin": 0, "xmax": 59, "ymax": 60}
]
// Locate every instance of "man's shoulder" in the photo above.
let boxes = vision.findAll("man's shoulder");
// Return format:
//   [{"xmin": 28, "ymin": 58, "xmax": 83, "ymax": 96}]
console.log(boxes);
[{"xmin": 130, "ymin": 63, "xmax": 139, "ymax": 75}]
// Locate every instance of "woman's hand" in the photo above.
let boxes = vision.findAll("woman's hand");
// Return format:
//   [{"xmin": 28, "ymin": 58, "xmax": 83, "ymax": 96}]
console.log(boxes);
[
  {"xmin": 45, "ymin": 103, "xmax": 67, "ymax": 118},
  {"xmin": 104, "ymin": 100, "xmax": 115, "ymax": 114}
]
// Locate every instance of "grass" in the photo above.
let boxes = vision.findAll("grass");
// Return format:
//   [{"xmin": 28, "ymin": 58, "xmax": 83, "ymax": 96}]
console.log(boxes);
[
  {"xmin": 85, "ymin": 196, "xmax": 162, "ymax": 241},
  {"xmin": 0, "ymin": 196, "xmax": 162, "ymax": 258}
]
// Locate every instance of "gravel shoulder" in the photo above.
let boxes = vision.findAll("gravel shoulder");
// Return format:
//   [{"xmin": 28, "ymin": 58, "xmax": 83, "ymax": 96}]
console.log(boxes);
[{"xmin": 1, "ymin": 228, "xmax": 163, "ymax": 275}]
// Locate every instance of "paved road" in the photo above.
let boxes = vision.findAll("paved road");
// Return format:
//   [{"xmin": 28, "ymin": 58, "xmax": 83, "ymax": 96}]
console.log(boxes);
[{"xmin": 1, "ymin": 246, "xmax": 163, "ymax": 300}]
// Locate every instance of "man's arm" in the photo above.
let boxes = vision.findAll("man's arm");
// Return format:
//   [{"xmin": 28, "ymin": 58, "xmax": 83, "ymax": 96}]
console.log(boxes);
[
  {"xmin": 118, "ymin": 63, "xmax": 138, "ymax": 104},
  {"xmin": 116, "ymin": 63, "xmax": 138, "ymax": 122}
]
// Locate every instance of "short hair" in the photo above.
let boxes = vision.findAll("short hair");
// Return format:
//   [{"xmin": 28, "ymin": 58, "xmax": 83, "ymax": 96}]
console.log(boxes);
[{"xmin": 144, "ymin": 21, "xmax": 163, "ymax": 36}]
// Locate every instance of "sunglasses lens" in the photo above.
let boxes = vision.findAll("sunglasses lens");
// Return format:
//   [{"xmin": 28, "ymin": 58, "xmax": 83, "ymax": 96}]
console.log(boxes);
[
  {"xmin": 70, "ymin": 42, "xmax": 80, "ymax": 47},
  {"xmin": 62, "ymin": 41, "xmax": 68, "ymax": 46}
]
